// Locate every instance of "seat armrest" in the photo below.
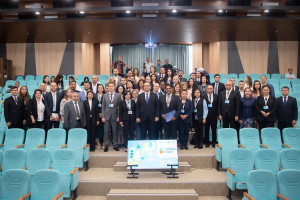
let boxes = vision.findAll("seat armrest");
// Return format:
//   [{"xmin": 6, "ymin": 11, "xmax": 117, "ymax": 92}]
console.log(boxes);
[
  {"xmin": 0, "ymin": 166, "xmax": 2, "ymax": 171},
  {"xmin": 215, "ymin": 144, "xmax": 222, "ymax": 149},
  {"xmin": 0, "ymin": 144, "xmax": 3, "ymax": 147},
  {"xmin": 23, "ymin": 167, "xmax": 27, "ymax": 170},
  {"xmin": 37, "ymin": 144, "xmax": 46, "ymax": 148},
  {"xmin": 83, "ymin": 144, "xmax": 90, "ymax": 149},
  {"xmin": 61, "ymin": 144, "xmax": 67, "ymax": 148},
  {"xmin": 243, "ymin": 192, "xmax": 255, "ymax": 200},
  {"xmin": 238, "ymin": 144, "xmax": 246, "ymax": 148},
  {"xmin": 282, "ymin": 143, "xmax": 290, "ymax": 148},
  {"xmin": 16, "ymin": 144, "xmax": 24, "ymax": 148},
  {"xmin": 18, "ymin": 192, "xmax": 31, "ymax": 200},
  {"xmin": 227, "ymin": 167, "xmax": 236, "ymax": 175},
  {"xmin": 279, "ymin": 167, "xmax": 283, "ymax": 170},
  {"xmin": 260, "ymin": 144, "xmax": 269, "ymax": 148},
  {"xmin": 70, "ymin": 167, "xmax": 79, "ymax": 175},
  {"xmin": 277, "ymin": 193, "xmax": 289, "ymax": 200},
  {"xmin": 52, "ymin": 192, "xmax": 64, "ymax": 200}
]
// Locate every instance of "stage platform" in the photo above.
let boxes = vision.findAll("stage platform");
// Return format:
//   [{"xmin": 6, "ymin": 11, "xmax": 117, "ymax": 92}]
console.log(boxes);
[{"xmin": 67, "ymin": 144, "xmax": 243, "ymax": 200}]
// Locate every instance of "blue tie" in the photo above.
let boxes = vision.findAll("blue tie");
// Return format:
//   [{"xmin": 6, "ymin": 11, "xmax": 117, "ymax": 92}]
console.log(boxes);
[
  {"xmin": 284, "ymin": 96, "xmax": 287, "ymax": 106},
  {"xmin": 146, "ymin": 93, "xmax": 149, "ymax": 104}
]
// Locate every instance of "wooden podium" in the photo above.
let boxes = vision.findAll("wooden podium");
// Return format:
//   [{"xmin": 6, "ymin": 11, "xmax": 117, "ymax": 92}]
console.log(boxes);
[{"xmin": 0, "ymin": 58, "xmax": 13, "ymax": 87}]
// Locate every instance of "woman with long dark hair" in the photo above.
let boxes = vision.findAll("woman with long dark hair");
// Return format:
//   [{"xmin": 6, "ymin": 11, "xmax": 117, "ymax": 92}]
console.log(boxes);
[
  {"xmin": 43, "ymin": 75, "xmax": 51, "ymax": 92},
  {"xmin": 54, "ymin": 74, "xmax": 64, "ymax": 91},
  {"xmin": 28, "ymin": 89, "xmax": 46, "ymax": 129},
  {"xmin": 96, "ymin": 84, "xmax": 105, "ymax": 149},
  {"xmin": 19, "ymin": 86, "xmax": 30, "ymax": 130}
]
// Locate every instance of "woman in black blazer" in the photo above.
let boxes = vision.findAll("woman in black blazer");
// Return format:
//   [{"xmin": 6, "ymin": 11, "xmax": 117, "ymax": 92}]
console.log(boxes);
[
  {"xmin": 255, "ymin": 85, "xmax": 278, "ymax": 130},
  {"xmin": 28, "ymin": 89, "xmax": 46, "ymax": 129},
  {"xmin": 119, "ymin": 91, "xmax": 136, "ymax": 152},
  {"xmin": 84, "ymin": 91, "xmax": 100, "ymax": 152}
]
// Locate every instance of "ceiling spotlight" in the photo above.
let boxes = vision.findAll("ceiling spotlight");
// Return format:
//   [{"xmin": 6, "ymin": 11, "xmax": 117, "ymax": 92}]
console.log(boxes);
[
  {"xmin": 35, "ymin": 11, "xmax": 40, "ymax": 15},
  {"xmin": 126, "ymin": 10, "xmax": 131, "ymax": 14},
  {"xmin": 218, "ymin": 9, "xmax": 223, "ymax": 13},
  {"xmin": 172, "ymin": 9, "xmax": 177, "ymax": 13},
  {"xmin": 264, "ymin": 9, "xmax": 269, "ymax": 13},
  {"xmin": 80, "ymin": 11, "xmax": 85, "ymax": 14}
]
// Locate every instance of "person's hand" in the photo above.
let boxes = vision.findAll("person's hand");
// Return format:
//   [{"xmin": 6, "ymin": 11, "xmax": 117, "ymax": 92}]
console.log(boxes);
[
  {"xmin": 102, "ymin": 118, "xmax": 106, "ymax": 123},
  {"xmin": 6, "ymin": 122, "xmax": 11, "ymax": 127},
  {"xmin": 162, "ymin": 115, "xmax": 166, "ymax": 120},
  {"xmin": 292, "ymin": 120, "xmax": 296, "ymax": 125},
  {"xmin": 155, "ymin": 117, "xmax": 159, "ymax": 122},
  {"xmin": 50, "ymin": 115, "xmax": 55, "ymax": 121},
  {"xmin": 119, "ymin": 122, "xmax": 123, "ymax": 126},
  {"xmin": 219, "ymin": 115, "xmax": 222, "ymax": 121},
  {"xmin": 23, "ymin": 120, "xmax": 26, "ymax": 125},
  {"xmin": 275, "ymin": 120, "xmax": 278, "ymax": 125},
  {"xmin": 97, "ymin": 121, "xmax": 100, "ymax": 126},
  {"xmin": 171, "ymin": 117, "xmax": 176, "ymax": 121},
  {"xmin": 55, "ymin": 116, "xmax": 60, "ymax": 121},
  {"xmin": 116, "ymin": 118, "xmax": 119, "ymax": 122},
  {"xmin": 235, "ymin": 116, "xmax": 239, "ymax": 121},
  {"xmin": 266, "ymin": 112, "xmax": 270, "ymax": 117},
  {"xmin": 203, "ymin": 118, "xmax": 206, "ymax": 124},
  {"xmin": 239, "ymin": 120, "xmax": 242, "ymax": 124},
  {"xmin": 99, "ymin": 113, "xmax": 102, "ymax": 118},
  {"xmin": 32, "ymin": 119, "xmax": 36, "ymax": 124},
  {"xmin": 136, "ymin": 118, "xmax": 141, "ymax": 123}
]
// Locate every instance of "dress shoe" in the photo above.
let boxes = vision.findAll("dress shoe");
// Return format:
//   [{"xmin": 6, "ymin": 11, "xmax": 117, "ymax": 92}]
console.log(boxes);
[
  {"xmin": 205, "ymin": 143, "xmax": 210, "ymax": 148},
  {"xmin": 114, "ymin": 147, "xmax": 120, "ymax": 151},
  {"xmin": 194, "ymin": 144, "xmax": 199, "ymax": 148},
  {"xmin": 180, "ymin": 146, "xmax": 184, "ymax": 150},
  {"xmin": 104, "ymin": 147, "xmax": 108, "ymax": 152},
  {"xmin": 185, "ymin": 146, "xmax": 188, "ymax": 150},
  {"xmin": 198, "ymin": 144, "xmax": 203, "ymax": 149},
  {"xmin": 212, "ymin": 143, "xmax": 215, "ymax": 148}
]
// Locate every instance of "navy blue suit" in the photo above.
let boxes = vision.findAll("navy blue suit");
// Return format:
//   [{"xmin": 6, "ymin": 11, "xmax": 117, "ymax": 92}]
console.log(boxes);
[{"xmin": 178, "ymin": 99, "xmax": 193, "ymax": 148}]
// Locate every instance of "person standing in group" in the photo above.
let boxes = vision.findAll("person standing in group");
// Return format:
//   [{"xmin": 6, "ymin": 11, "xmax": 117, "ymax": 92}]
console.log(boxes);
[
  {"xmin": 212, "ymin": 74, "xmax": 225, "ymax": 95},
  {"xmin": 198, "ymin": 76, "xmax": 208, "ymax": 96},
  {"xmin": 119, "ymin": 91, "xmax": 136, "ymax": 152},
  {"xmin": 102, "ymin": 82, "xmax": 122, "ymax": 152},
  {"xmin": 64, "ymin": 92, "xmax": 86, "ymax": 130},
  {"xmin": 159, "ymin": 84, "xmax": 181, "ymax": 140},
  {"xmin": 18, "ymin": 86, "xmax": 30, "ymax": 130},
  {"xmin": 237, "ymin": 80, "xmax": 245, "ymax": 98},
  {"xmin": 244, "ymin": 75, "xmax": 252, "ymax": 89},
  {"xmin": 96, "ymin": 84, "xmax": 105, "ymax": 150},
  {"xmin": 54, "ymin": 74, "xmax": 64, "ymax": 92},
  {"xmin": 218, "ymin": 81, "xmax": 240, "ymax": 130},
  {"xmin": 164, "ymin": 69, "xmax": 174, "ymax": 85},
  {"xmin": 136, "ymin": 82, "xmax": 160, "ymax": 140},
  {"xmin": 28, "ymin": 89, "xmax": 46, "ymax": 129},
  {"xmin": 4, "ymin": 86, "xmax": 26, "ymax": 129},
  {"xmin": 255, "ymin": 85, "xmax": 278, "ymax": 130},
  {"xmin": 193, "ymin": 89, "xmax": 208, "ymax": 149},
  {"xmin": 84, "ymin": 91, "xmax": 100, "ymax": 152},
  {"xmin": 178, "ymin": 90, "xmax": 193, "ymax": 150},
  {"xmin": 90, "ymin": 75, "xmax": 100, "ymax": 94},
  {"xmin": 60, "ymin": 88, "xmax": 73, "ymax": 129},
  {"xmin": 276, "ymin": 86, "xmax": 298, "ymax": 137},
  {"xmin": 261, "ymin": 76, "xmax": 275, "ymax": 97},
  {"xmin": 153, "ymin": 83, "xmax": 164, "ymax": 139},
  {"xmin": 116, "ymin": 85, "xmax": 125, "ymax": 148},
  {"xmin": 131, "ymin": 89, "xmax": 141, "ymax": 140},
  {"xmin": 203, "ymin": 85, "xmax": 218, "ymax": 148},
  {"xmin": 110, "ymin": 56, "xmax": 130, "ymax": 77},
  {"xmin": 230, "ymin": 78, "xmax": 239, "ymax": 91},
  {"xmin": 252, "ymin": 80, "xmax": 262, "ymax": 99},
  {"xmin": 239, "ymin": 88, "xmax": 256, "ymax": 128},
  {"xmin": 162, "ymin": 59, "xmax": 173, "ymax": 73},
  {"xmin": 79, "ymin": 81, "xmax": 91, "ymax": 102},
  {"xmin": 177, "ymin": 70, "xmax": 187, "ymax": 83},
  {"xmin": 43, "ymin": 75, "xmax": 51, "ymax": 93},
  {"xmin": 44, "ymin": 82, "xmax": 62, "ymax": 130}
]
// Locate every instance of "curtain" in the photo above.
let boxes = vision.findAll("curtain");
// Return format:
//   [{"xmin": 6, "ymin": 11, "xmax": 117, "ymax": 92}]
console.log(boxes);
[{"xmin": 112, "ymin": 44, "xmax": 190, "ymax": 74}]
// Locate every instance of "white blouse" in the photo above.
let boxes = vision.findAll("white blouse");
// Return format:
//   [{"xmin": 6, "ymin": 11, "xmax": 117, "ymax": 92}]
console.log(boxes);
[{"xmin": 36, "ymin": 99, "xmax": 45, "ymax": 122}]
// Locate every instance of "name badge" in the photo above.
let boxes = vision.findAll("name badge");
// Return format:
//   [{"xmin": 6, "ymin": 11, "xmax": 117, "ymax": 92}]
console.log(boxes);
[
  {"xmin": 225, "ymin": 100, "xmax": 230, "ymax": 104},
  {"xmin": 208, "ymin": 104, "xmax": 212, "ymax": 108},
  {"xmin": 109, "ymin": 104, "xmax": 114, "ymax": 108},
  {"xmin": 263, "ymin": 106, "xmax": 269, "ymax": 110},
  {"xmin": 181, "ymin": 109, "xmax": 185, "ymax": 113},
  {"xmin": 98, "ymin": 104, "xmax": 102, "ymax": 108},
  {"xmin": 128, "ymin": 111, "xmax": 133, "ymax": 115},
  {"xmin": 194, "ymin": 109, "xmax": 197, "ymax": 113}
]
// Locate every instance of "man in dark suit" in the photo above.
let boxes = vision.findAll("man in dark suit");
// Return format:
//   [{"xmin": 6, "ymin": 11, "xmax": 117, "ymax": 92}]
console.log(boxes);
[
  {"xmin": 39, "ymin": 83, "xmax": 48, "ymax": 100},
  {"xmin": 159, "ymin": 84, "xmax": 182, "ymax": 140},
  {"xmin": 212, "ymin": 74, "xmax": 225, "ymax": 95},
  {"xmin": 276, "ymin": 86, "xmax": 298, "ymax": 136},
  {"xmin": 177, "ymin": 70, "xmax": 187, "ymax": 84},
  {"xmin": 261, "ymin": 76, "xmax": 275, "ymax": 97},
  {"xmin": 237, "ymin": 80, "xmax": 245, "ymax": 98},
  {"xmin": 136, "ymin": 82, "xmax": 160, "ymax": 140},
  {"xmin": 4, "ymin": 86, "xmax": 25, "ymax": 129},
  {"xmin": 229, "ymin": 78, "xmax": 239, "ymax": 92},
  {"xmin": 203, "ymin": 85, "xmax": 219, "ymax": 148},
  {"xmin": 153, "ymin": 83, "xmax": 164, "ymax": 139},
  {"xmin": 44, "ymin": 82, "xmax": 62, "ymax": 130},
  {"xmin": 218, "ymin": 81, "xmax": 240, "ymax": 130},
  {"xmin": 79, "ymin": 81, "xmax": 91, "ymax": 102},
  {"xmin": 159, "ymin": 67, "xmax": 166, "ymax": 80},
  {"xmin": 195, "ymin": 71, "xmax": 202, "ymax": 86}
]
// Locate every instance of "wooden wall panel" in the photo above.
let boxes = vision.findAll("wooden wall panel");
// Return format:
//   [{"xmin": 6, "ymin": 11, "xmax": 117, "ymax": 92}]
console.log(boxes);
[
  {"xmin": 236, "ymin": 41, "xmax": 269, "ymax": 75},
  {"xmin": 192, "ymin": 43, "xmax": 202, "ymax": 70},
  {"xmin": 74, "ymin": 43, "xmax": 83, "ymax": 76},
  {"xmin": 99, "ymin": 43, "xmax": 110, "ymax": 75},
  {"xmin": 209, "ymin": 42, "xmax": 221, "ymax": 74},
  {"xmin": 219, "ymin": 41, "xmax": 228, "ymax": 75},
  {"xmin": 202, "ymin": 43, "xmax": 209, "ymax": 71},
  {"xmin": 82, "ymin": 43, "xmax": 95, "ymax": 75},
  {"xmin": 278, "ymin": 41, "xmax": 298, "ymax": 75},
  {"xmin": 6, "ymin": 43, "xmax": 26, "ymax": 76},
  {"xmin": 34, "ymin": 43, "xmax": 66, "ymax": 75}
]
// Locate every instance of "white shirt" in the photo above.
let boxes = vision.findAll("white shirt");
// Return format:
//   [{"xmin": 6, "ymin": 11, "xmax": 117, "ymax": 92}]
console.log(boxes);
[
  {"xmin": 285, "ymin": 73, "xmax": 296, "ymax": 79},
  {"xmin": 92, "ymin": 83, "xmax": 98, "ymax": 93},
  {"xmin": 263, "ymin": 95, "xmax": 269, "ymax": 105},
  {"xmin": 226, "ymin": 89, "xmax": 232, "ymax": 100},
  {"xmin": 36, "ymin": 99, "xmax": 45, "ymax": 122},
  {"xmin": 208, "ymin": 93, "xmax": 213, "ymax": 104},
  {"xmin": 145, "ymin": 62, "xmax": 154, "ymax": 73},
  {"xmin": 88, "ymin": 99, "xmax": 92, "ymax": 117},
  {"xmin": 282, "ymin": 96, "xmax": 289, "ymax": 103},
  {"xmin": 239, "ymin": 90, "xmax": 244, "ymax": 98},
  {"xmin": 72, "ymin": 100, "xmax": 80, "ymax": 120}
]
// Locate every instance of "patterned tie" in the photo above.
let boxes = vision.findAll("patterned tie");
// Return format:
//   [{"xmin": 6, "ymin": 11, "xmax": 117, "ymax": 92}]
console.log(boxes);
[
  {"xmin": 14, "ymin": 96, "xmax": 18, "ymax": 105},
  {"xmin": 214, "ymin": 84, "xmax": 218, "ymax": 94},
  {"xmin": 167, "ymin": 95, "xmax": 170, "ymax": 107},
  {"xmin": 75, "ymin": 102, "xmax": 80, "ymax": 119},
  {"xmin": 146, "ymin": 93, "xmax": 149, "ymax": 104}
]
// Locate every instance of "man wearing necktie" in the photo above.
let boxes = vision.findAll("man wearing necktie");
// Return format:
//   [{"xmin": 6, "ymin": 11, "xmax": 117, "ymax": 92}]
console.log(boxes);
[
  {"xmin": 212, "ymin": 74, "xmax": 225, "ymax": 95},
  {"xmin": 276, "ymin": 86, "xmax": 298, "ymax": 138},
  {"xmin": 4, "ymin": 86, "xmax": 26, "ymax": 129},
  {"xmin": 153, "ymin": 83, "xmax": 164, "ymax": 139}
]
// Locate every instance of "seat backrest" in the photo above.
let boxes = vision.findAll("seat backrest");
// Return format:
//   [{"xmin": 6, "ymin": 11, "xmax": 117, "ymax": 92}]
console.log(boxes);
[
  {"xmin": 46, "ymin": 128, "xmax": 66, "ymax": 150},
  {"xmin": 247, "ymin": 170, "xmax": 278, "ymax": 200},
  {"xmin": 269, "ymin": 79, "xmax": 280, "ymax": 88},
  {"xmin": 0, "ymin": 150, "xmax": 2, "ymax": 165},
  {"xmin": 4, "ymin": 128, "xmax": 25, "ymax": 149},
  {"xmin": 280, "ymin": 79, "xmax": 291, "ymax": 87},
  {"xmin": 30, "ymin": 169, "xmax": 61, "ymax": 200},
  {"xmin": 239, "ymin": 128, "xmax": 260, "ymax": 149},
  {"xmin": 280, "ymin": 149, "xmax": 300, "ymax": 170},
  {"xmin": 217, "ymin": 128, "xmax": 238, "ymax": 148},
  {"xmin": 25, "ymin": 75, "xmax": 35, "ymax": 81},
  {"xmin": 229, "ymin": 149, "xmax": 253, "ymax": 173},
  {"xmin": 291, "ymin": 79, "xmax": 300, "ymax": 86},
  {"xmin": 27, "ymin": 80, "xmax": 37, "ymax": 86},
  {"xmin": 292, "ymin": 84, "xmax": 300, "ymax": 92},
  {"xmin": 0, "ymin": 169, "xmax": 30, "ymax": 200},
  {"xmin": 0, "ymin": 128, "xmax": 5, "ymax": 144},
  {"xmin": 67, "ymin": 128, "xmax": 87, "ymax": 149},
  {"xmin": 219, "ymin": 73, "xmax": 227, "ymax": 79},
  {"xmin": 25, "ymin": 128, "xmax": 45, "ymax": 150},
  {"xmin": 271, "ymin": 73, "xmax": 281, "ymax": 79},
  {"xmin": 282, "ymin": 128, "xmax": 300, "ymax": 148},
  {"xmin": 278, "ymin": 169, "xmax": 300, "ymax": 200},
  {"xmin": 2, "ymin": 149, "xmax": 27, "ymax": 172},
  {"xmin": 261, "ymin": 73, "xmax": 270, "ymax": 79},
  {"xmin": 5, "ymin": 80, "xmax": 15, "ymax": 87},
  {"xmin": 239, "ymin": 73, "xmax": 248, "ymax": 80},
  {"xmin": 250, "ymin": 73, "xmax": 260, "ymax": 81},
  {"xmin": 52, "ymin": 149, "xmax": 76, "ymax": 173},
  {"xmin": 27, "ymin": 149, "xmax": 51, "ymax": 173},
  {"xmin": 261, "ymin": 128, "xmax": 282, "ymax": 149},
  {"xmin": 290, "ymin": 92, "xmax": 300, "ymax": 100},
  {"xmin": 254, "ymin": 149, "xmax": 280, "ymax": 173},
  {"xmin": 228, "ymin": 74, "xmax": 238, "ymax": 79}
]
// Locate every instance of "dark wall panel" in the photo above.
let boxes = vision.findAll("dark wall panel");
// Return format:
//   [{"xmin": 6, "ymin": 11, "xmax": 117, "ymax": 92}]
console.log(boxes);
[
  {"xmin": 267, "ymin": 41, "xmax": 279, "ymax": 74},
  {"xmin": 298, "ymin": 42, "xmax": 300, "ymax": 78},
  {"xmin": 0, "ymin": 43, "xmax": 6, "ymax": 59},
  {"xmin": 24, "ymin": 43, "xmax": 36, "ymax": 76},
  {"xmin": 59, "ymin": 43, "xmax": 74, "ymax": 75},
  {"xmin": 228, "ymin": 41, "xmax": 244, "ymax": 74}
]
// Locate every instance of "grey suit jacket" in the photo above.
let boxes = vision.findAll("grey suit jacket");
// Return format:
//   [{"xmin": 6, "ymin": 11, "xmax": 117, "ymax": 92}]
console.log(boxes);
[
  {"xmin": 198, "ymin": 85, "xmax": 207, "ymax": 96},
  {"xmin": 64, "ymin": 101, "xmax": 86, "ymax": 129},
  {"xmin": 101, "ymin": 92, "xmax": 121, "ymax": 120}
]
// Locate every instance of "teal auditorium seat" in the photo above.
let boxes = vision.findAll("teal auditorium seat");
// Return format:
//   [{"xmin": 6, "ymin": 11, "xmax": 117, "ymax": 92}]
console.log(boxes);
[
  {"xmin": 215, "ymin": 128, "xmax": 238, "ymax": 170},
  {"xmin": 5, "ymin": 80, "xmax": 15, "ymax": 86},
  {"xmin": 27, "ymin": 80, "xmax": 38, "ymax": 86},
  {"xmin": 99, "ymin": 75, "xmax": 109, "ymax": 82},
  {"xmin": 0, "ymin": 115, "xmax": 7, "ymax": 130},
  {"xmin": 292, "ymin": 84, "xmax": 300, "ymax": 92},
  {"xmin": 15, "ymin": 75, "xmax": 24, "ymax": 81},
  {"xmin": 67, "ymin": 74, "xmax": 76, "ymax": 79},
  {"xmin": 277, "ymin": 169, "xmax": 300, "ymax": 200},
  {"xmin": 282, "ymin": 74, "xmax": 286, "ymax": 79},
  {"xmin": 26, "ymin": 169, "xmax": 64, "ymax": 200},
  {"xmin": 279, "ymin": 79, "xmax": 291, "ymax": 86},
  {"xmin": 226, "ymin": 149, "xmax": 253, "ymax": 199},
  {"xmin": 239, "ymin": 128, "xmax": 260, "ymax": 153},
  {"xmin": 239, "ymin": 73, "xmax": 248, "ymax": 80},
  {"xmin": 219, "ymin": 73, "xmax": 227, "ymax": 79},
  {"xmin": 53, "ymin": 149, "xmax": 79, "ymax": 199},
  {"xmin": 228, "ymin": 73, "xmax": 238, "ymax": 79},
  {"xmin": 271, "ymin": 73, "xmax": 281, "ymax": 79},
  {"xmin": 89, "ymin": 74, "xmax": 97, "ymax": 80},
  {"xmin": 2, "ymin": 149, "xmax": 27, "ymax": 172},
  {"xmin": 0, "ymin": 150, "xmax": 2, "ymax": 166},
  {"xmin": 243, "ymin": 170, "xmax": 277, "ymax": 200},
  {"xmin": 3, "ymin": 128, "xmax": 24, "ymax": 150},
  {"xmin": 261, "ymin": 128, "xmax": 286, "ymax": 154},
  {"xmin": 209, "ymin": 74, "xmax": 215, "ymax": 83},
  {"xmin": 38, "ymin": 128, "xmax": 66, "ymax": 161},
  {"xmin": 291, "ymin": 78, "xmax": 300, "ymax": 86},
  {"xmin": 36, "ymin": 75, "xmax": 44, "ymax": 82},
  {"xmin": 18, "ymin": 80, "xmax": 26, "ymax": 86},
  {"xmin": 17, "ymin": 128, "xmax": 45, "ymax": 153},
  {"xmin": 269, "ymin": 79, "xmax": 279, "ymax": 88},
  {"xmin": 0, "ymin": 169, "xmax": 30, "ymax": 200},
  {"xmin": 67, "ymin": 128, "xmax": 90, "ymax": 169},
  {"xmin": 282, "ymin": 128, "xmax": 300, "ymax": 149},
  {"xmin": 250, "ymin": 73, "xmax": 260, "ymax": 81},
  {"xmin": 25, "ymin": 75, "xmax": 35, "ymax": 81},
  {"xmin": 0, "ymin": 86, "xmax": 2, "ymax": 93},
  {"xmin": 0, "ymin": 128, "xmax": 4, "ymax": 148},
  {"xmin": 27, "ymin": 149, "xmax": 51, "ymax": 173},
  {"xmin": 184, "ymin": 74, "xmax": 190, "ymax": 80},
  {"xmin": 260, "ymin": 73, "xmax": 270, "ymax": 80},
  {"xmin": 254, "ymin": 149, "xmax": 280, "ymax": 173},
  {"xmin": 280, "ymin": 149, "xmax": 300, "ymax": 170}
]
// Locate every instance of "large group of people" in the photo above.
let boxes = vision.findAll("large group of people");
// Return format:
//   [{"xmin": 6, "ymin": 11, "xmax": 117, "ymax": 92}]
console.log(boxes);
[{"xmin": 3, "ymin": 57, "xmax": 298, "ymax": 153}]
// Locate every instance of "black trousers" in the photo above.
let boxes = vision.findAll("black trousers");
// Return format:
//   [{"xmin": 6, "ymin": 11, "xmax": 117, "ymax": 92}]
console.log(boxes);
[
  {"xmin": 140, "ymin": 120, "xmax": 156, "ymax": 140},
  {"xmin": 86, "ymin": 117, "xmax": 96, "ymax": 151},
  {"xmin": 222, "ymin": 113, "xmax": 236, "ymax": 129},
  {"xmin": 163, "ymin": 120, "xmax": 178, "ymax": 140},
  {"xmin": 277, "ymin": 121, "xmax": 293, "ymax": 141},
  {"xmin": 47, "ymin": 120, "xmax": 60, "ymax": 130},
  {"xmin": 29, "ymin": 121, "xmax": 44, "ymax": 129},
  {"xmin": 205, "ymin": 116, "xmax": 217, "ymax": 145},
  {"xmin": 258, "ymin": 121, "xmax": 274, "ymax": 130},
  {"xmin": 155, "ymin": 119, "xmax": 163, "ymax": 139},
  {"xmin": 123, "ymin": 120, "xmax": 135, "ymax": 148},
  {"xmin": 8, "ymin": 124, "xmax": 23, "ymax": 129},
  {"xmin": 194, "ymin": 121, "xmax": 204, "ymax": 145}
]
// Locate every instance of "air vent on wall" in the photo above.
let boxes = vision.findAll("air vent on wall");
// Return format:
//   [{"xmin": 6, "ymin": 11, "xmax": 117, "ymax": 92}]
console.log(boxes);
[
  {"xmin": 169, "ymin": 0, "xmax": 192, "ymax": 6},
  {"xmin": 111, "ymin": 0, "xmax": 133, "ymax": 7},
  {"xmin": 228, "ymin": 0, "xmax": 251, "ymax": 6},
  {"xmin": 217, "ymin": 12, "xmax": 237, "ymax": 17}
]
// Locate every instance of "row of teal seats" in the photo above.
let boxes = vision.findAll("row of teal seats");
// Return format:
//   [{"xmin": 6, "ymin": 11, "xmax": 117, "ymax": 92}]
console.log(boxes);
[
  {"xmin": 208, "ymin": 73, "xmax": 287, "ymax": 80},
  {"xmin": 14, "ymin": 74, "xmax": 110, "ymax": 82},
  {"xmin": 216, "ymin": 128, "xmax": 300, "ymax": 169},
  {"xmin": 0, "ymin": 128, "xmax": 90, "ymax": 169},
  {"xmin": 0, "ymin": 149, "xmax": 78, "ymax": 199}
]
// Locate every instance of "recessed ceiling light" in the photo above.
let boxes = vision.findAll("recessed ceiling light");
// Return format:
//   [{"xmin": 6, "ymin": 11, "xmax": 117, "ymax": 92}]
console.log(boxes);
[
  {"xmin": 35, "ymin": 11, "xmax": 40, "ymax": 15},
  {"xmin": 80, "ymin": 11, "xmax": 85, "ymax": 14},
  {"xmin": 126, "ymin": 10, "xmax": 131, "ymax": 14},
  {"xmin": 172, "ymin": 9, "xmax": 177, "ymax": 13},
  {"xmin": 218, "ymin": 9, "xmax": 223, "ymax": 13},
  {"xmin": 264, "ymin": 9, "xmax": 269, "ymax": 13}
]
